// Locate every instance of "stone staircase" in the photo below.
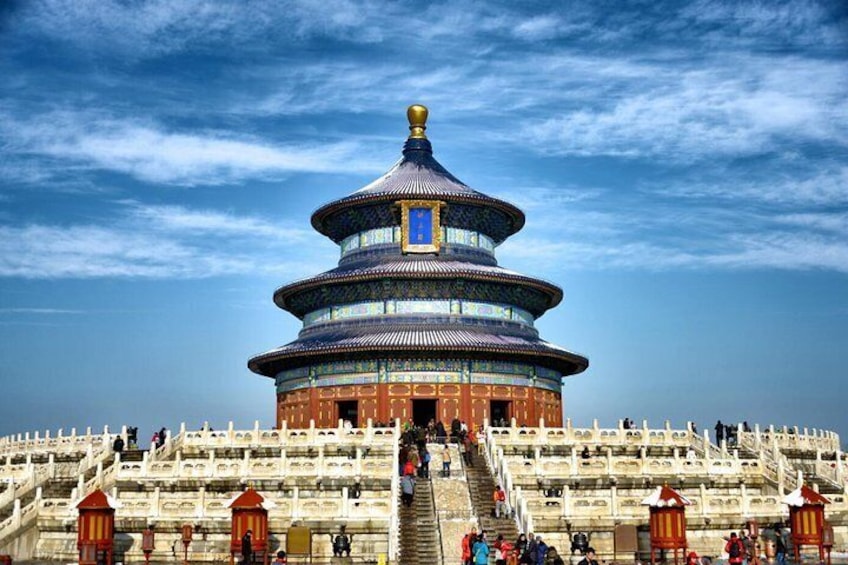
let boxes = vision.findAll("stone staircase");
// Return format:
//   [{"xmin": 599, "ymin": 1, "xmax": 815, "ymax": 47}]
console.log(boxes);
[
  {"xmin": 398, "ymin": 478, "xmax": 442, "ymax": 565},
  {"xmin": 465, "ymin": 456, "xmax": 520, "ymax": 563}
]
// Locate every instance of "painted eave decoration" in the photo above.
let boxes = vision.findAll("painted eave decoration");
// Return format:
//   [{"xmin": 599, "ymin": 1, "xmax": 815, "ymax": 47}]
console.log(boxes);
[
  {"xmin": 226, "ymin": 487, "xmax": 276, "ymax": 510},
  {"xmin": 75, "ymin": 488, "xmax": 120, "ymax": 509},
  {"xmin": 641, "ymin": 485, "xmax": 692, "ymax": 507},
  {"xmin": 782, "ymin": 485, "xmax": 831, "ymax": 507}
]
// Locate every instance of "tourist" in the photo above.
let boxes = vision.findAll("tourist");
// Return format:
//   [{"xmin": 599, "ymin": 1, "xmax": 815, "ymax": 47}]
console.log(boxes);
[
  {"xmin": 744, "ymin": 421, "xmax": 751, "ymax": 432},
  {"xmin": 523, "ymin": 533, "xmax": 538, "ymax": 565},
  {"xmin": 495, "ymin": 534, "xmax": 510, "ymax": 565},
  {"xmin": 462, "ymin": 528, "xmax": 478, "ymax": 565},
  {"xmin": 581, "ymin": 446, "xmax": 591, "ymax": 459},
  {"xmin": 473, "ymin": 531, "xmax": 490, "ymax": 565},
  {"xmin": 742, "ymin": 529, "xmax": 757, "ymax": 565},
  {"xmin": 241, "ymin": 529, "xmax": 253, "ymax": 565},
  {"xmin": 463, "ymin": 433, "xmax": 474, "ymax": 466},
  {"xmin": 577, "ymin": 547, "xmax": 599, "ymax": 565},
  {"xmin": 774, "ymin": 524, "xmax": 787, "ymax": 565},
  {"xmin": 436, "ymin": 420, "xmax": 447, "ymax": 444},
  {"xmin": 158, "ymin": 427, "xmax": 167, "ymax": 447},
  {"xmin": 403, "ymin": 452, "xmax": 416, "ymax": 477},
  {"xmin": 442, "ymin": 445, "xmax": 452, "ymax": 477},
  {"xmin": 151, "ymin": 431, "xmax": 160, "ymax": 448},
  {"xmin": 536, "ymin": 536, "xmax": 548, "ymax": 565},
  {"xmin": 420, "ymin": 447, "xmax": 431, "ymax": 479},
  {"xmin": 515, "ymin": 533, "xmax": 528, "ymax": 562},
  {"xmin": 127, "ymin": 426, "xmax": 138, "ymax": 448},
  {"xmin": 468, "ymin": 426, "xmax": 479, "ymax": 455},
  {"xmin": 408, "ymin": 446, "xmax": 420, "ymax": 473},
  {"xmin": 544, "ymin": 546, "xmax": 564, "ymax": 565},
  {"xmin": 112, "ymin": 435, "xmax": 124, "ymax": 453},
  {"xmin": 400, "ymin": 472, "xmax": 415, "ymax": 507},
  {"xmin": 725, "ymin": 532, "xmax": 745, "ymax": 565},
  {"xmin": 494, "ymin": 485, "xmax": 507, "ymax": 518},
  {"xmin": 451, "ymin": 418, "xmax": 462, "ymax": 442},
  {"xmin": 687, "ymin": 552, "xmax": 700, "ymax": 565},
  {"xmin": 272, "ymin": 550, "xmax": 287, "ymax": 565},
  {"xmin": 332, "ymin": 526, "xmax": 351, "ymax": 557},
  {"xmin": 715, "ymin": 420, "xmax": 724, "ymax": 445}
]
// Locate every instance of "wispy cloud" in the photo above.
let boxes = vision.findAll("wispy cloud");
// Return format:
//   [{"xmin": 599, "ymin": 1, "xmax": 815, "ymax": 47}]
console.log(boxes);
[
  {"xmin": 517, "ymin": 56, "xmax": 848, "ymax": 160},
  {"xmin": 0, "ymin": 308, "xmax": 84, "ymax": 314},
  {"xmin": 1, "ymin": 111, "xmax": 384, "ymax": 186},
  {"xmin": 498, "ymin": 184, "xmax": 848, "ymax": 275},
  {"xmin": 653, "ymin": 166, "xmax": 848, "ymax": 207},
  {"xmin": 125, "ymin": 202, "xmax": 311, "ymax": 241},
  {"xmin": 0, "ymin": 202, "xmax": 334, "ymax": 279}
]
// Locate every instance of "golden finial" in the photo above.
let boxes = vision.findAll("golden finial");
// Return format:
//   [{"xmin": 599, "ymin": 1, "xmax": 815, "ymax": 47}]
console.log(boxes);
[{"xmin": 407, "ymin": 104, "xmax": 428, "ymax": 139}]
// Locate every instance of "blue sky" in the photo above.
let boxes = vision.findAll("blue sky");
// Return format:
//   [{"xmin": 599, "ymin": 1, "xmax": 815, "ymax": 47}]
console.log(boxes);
[{"xmin": 1, "ymin": 1, "xmax": 846, "ymax": 444}]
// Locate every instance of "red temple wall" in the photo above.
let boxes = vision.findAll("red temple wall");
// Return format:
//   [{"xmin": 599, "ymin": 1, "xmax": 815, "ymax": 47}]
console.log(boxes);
[{"xmin": 276, "ymin": 383, "xmax": 562, "ymax": 429}]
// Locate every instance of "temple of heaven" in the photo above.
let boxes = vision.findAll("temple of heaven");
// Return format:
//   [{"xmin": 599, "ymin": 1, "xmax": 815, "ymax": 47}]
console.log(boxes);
[{"xmin": 248, "ymin": 105, "xmax": 589, "ymax": 429}]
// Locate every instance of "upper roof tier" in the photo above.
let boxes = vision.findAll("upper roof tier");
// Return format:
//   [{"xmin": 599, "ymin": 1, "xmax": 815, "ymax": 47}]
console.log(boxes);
[{"xmin": 311, "ymin": 105, "xmax": 525, "ymax": 244}]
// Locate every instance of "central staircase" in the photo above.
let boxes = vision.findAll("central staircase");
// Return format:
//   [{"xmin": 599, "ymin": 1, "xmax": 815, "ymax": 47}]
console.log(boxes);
[
  {"xmin": 398, "ymin": 478, "xmax": 442, "ymax": 565},
  {"xmin": 465, "ymin": 455, "xmax": 520, "ymax": 563}
]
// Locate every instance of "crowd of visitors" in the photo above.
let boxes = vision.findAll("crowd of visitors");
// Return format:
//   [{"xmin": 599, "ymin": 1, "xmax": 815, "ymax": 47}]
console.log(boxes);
[
  {"xmin": 461, "ymin": 528, "xmax": 565, "ymax": 565},
  {"xmin": 714, "ymin": 420, "xmax": 752, "ymax": 446},
  {"xmin": 111, "ymin": 425, "xmax": 167, "ymax": 453}
]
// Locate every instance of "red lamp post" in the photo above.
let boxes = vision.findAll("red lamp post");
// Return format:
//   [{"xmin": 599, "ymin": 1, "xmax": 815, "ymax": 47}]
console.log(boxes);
[
  {"xmin": 76, "ymin": 489, "xmax": 115, "ymax": 565},
  {"xmin": 642, "ymin": 485, "xmax": 691, "ymax": 565},
  {"xmin": 229, "ymin": 488, "xmax": 271, "ymax": 565},
  {"xmin": 181, "ymin": 524, "xmax": 193, "ymax": 565},
  {"xmin": 782, "ymin": 485, "xmax": 831, "ymax": 563}
]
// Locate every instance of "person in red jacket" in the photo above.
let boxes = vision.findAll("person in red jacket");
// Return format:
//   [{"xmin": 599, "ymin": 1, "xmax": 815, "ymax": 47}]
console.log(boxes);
[
  {"xmin": 461, "ymin": 528, "xmax": 478, "ymax": 565},
  {"xmin": 725, "ymin": 532, "xmax": 746, "ymax": 565}
]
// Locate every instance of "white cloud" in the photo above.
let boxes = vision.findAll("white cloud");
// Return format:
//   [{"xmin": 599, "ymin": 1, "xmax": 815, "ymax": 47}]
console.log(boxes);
[
  {"xmin": 2, "ymin": 112, "xmax": 384, "ymax": 186},
  {"xmin": 125, "ymin": 202, "xmax": 311, "ymax": 241},
  {"xmin": 0, "ymin": 308, "xmax": 84, "ymax": 314},
  {"xmin": 0, "ymin": 203, "xmax": 335, "ymax": 280},
  {"xmin": 654, "ymin": 166, "xmax": 848, "ymax": 207},
  {"xmin": 518, "ymin": 56, "xmax": 848, "ymax": 160}
]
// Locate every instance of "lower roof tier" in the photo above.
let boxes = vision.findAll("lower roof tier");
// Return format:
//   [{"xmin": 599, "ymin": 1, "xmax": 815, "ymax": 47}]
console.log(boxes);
[{"xmin": 248, "ymin": 325, "xmax": 588, "ymax": 377}]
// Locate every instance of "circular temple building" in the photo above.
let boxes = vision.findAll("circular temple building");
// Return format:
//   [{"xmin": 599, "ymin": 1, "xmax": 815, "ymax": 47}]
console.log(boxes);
[{"xmin": 248, "ymin": 105, "xmax": 588, "ymax": 429}]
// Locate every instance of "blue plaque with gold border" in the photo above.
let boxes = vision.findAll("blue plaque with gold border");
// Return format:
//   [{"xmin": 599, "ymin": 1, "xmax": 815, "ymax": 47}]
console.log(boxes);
[{"xmin": 398, "ymin": 200, "xmax": 443, "ymax": 253}]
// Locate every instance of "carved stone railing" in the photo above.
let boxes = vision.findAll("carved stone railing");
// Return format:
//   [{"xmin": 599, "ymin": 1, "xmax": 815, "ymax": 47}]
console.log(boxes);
[
  {"xmin": 501, "ymin": 451, "xmax": 771, "ymax": 483},
  {"xmin": 99, "ymin": 489, "xmax": 394, "ymax": 522},
  {"xmin": 387, "ymin": 419, "xmax": 401, "ymax": 564},
  {"xmin": 488, "ymin": 419, "xmax": 694, "ymax": 449},
  {"xmin": 746, "ymin": 425, "xmax": 841, "ymax": 453},
  {"xmin": 0, "ymin": 488, "xmax": 42, "ymax": 543},
  {"xmin": 181, "ymin": 419, "xmax": 397, "ymax": 451},
  {"xmin": 118, "ymin": 450, "xmax": 394, "ymax": 482},
  {"xmin": 0, "ymin": 426, "xmax": 114, "ymax": 457}
]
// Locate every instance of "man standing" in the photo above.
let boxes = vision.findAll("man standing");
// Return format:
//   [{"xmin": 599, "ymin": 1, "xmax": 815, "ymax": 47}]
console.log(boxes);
[
  {"xmin": 241, "ymin": 529, "xmax": 253, "ymax": 565},
  {"xmin": 441, "ymin": 445, "xmax": 452, "ymax": 477},
  {"xmin": 494, "ymin": 485, "xmax": 508, "ymax": 518},
  {"xmin": 715, "ymin": 420, "xmax": 724, "ymax": 445},
  {"xmin": 725, "ymin": 532, "xmax": 745, "ymax": 565},
  {"xmin": 522, "ymin": 533, "xmax": 538, "ymax": 565},
  {"xmin": 400, "ymin": 472, "xmax": 415, "ymax": 507}
]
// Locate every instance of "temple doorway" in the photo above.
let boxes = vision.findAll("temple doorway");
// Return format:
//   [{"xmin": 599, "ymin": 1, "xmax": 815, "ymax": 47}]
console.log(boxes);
[
  {"xmin": 412, "ymin": 399, "xmax": 437, "ymax": 428},
  {"xmin": 336, "ymin": 400, "xmax": 358, "ymax": 427},
  {"xmin": 490, "ymin": 400, "xmax": 511, "ymax": 426}
]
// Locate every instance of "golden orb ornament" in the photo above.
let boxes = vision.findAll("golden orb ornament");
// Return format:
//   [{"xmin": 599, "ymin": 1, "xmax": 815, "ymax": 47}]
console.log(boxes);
[{"xmin": 407, "ymin": 104, "xmax": 428, "ymax": 139}]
